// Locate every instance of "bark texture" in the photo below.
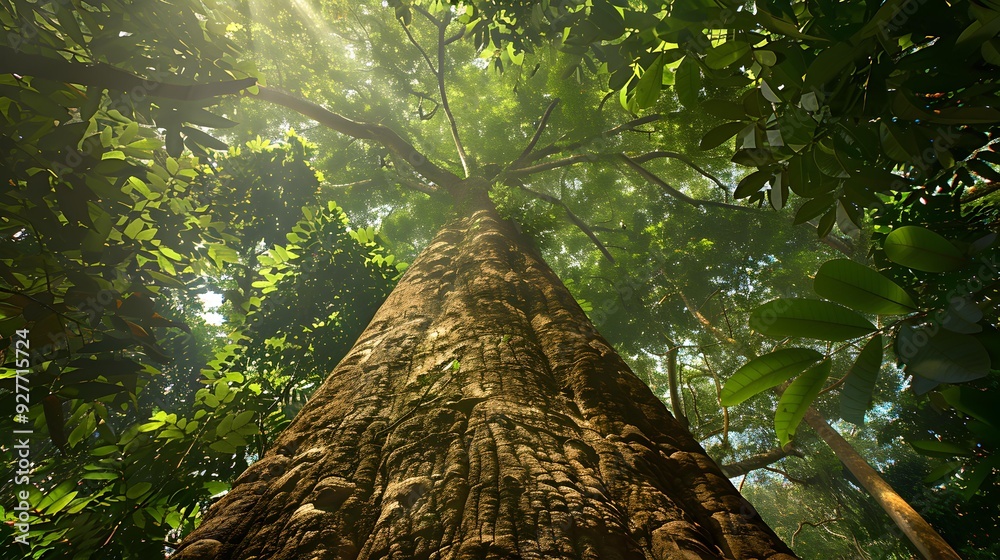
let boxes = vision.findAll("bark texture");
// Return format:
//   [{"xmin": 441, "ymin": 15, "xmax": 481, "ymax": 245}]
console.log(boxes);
[{"xmin": 173, "ymin": 197, "xmax": 796, "ymax": 560}]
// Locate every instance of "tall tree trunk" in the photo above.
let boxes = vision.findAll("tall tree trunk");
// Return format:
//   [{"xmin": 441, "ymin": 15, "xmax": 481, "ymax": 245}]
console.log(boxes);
[
  {"xmin": 802, "ymin": 408, "xmax": 962, "ymax": 560},
  {"xmin": 173, "ymin": 195, "xmax": 795, "ymax": 559}
]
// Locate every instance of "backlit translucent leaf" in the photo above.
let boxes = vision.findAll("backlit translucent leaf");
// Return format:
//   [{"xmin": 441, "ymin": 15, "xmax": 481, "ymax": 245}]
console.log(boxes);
[
  {"xmin": 721, "ymin": 348, "xmax": 824, "ymax": 406},
  {"xmin": 840, "ymin": 335, "xmax": 884, "ymax": 425},
  {"xmin": 814, "ymin": 259, "xmax": 917, "ymax": 315},
  {"xmin": 884, "ymin": 226, "xmax": 966, "ymax": 272},
  {"xmin": 775, "ymin": 359, "xmax": 831, "ymax": 446},
  {"xmin": 751, "ymin": 299, "xmax": 876, "ymax": 341}
]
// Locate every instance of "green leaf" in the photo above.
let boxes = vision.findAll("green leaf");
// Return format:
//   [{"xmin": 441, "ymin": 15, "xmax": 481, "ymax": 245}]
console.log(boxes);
[
  {"xmin": 231, "ymin": 410, "xmax": 254, "ymax": 431},
  {"xmin": 210, "ymin": 439, "xmax": 238, "ymax": 454},
  {"xmin": 44, "ymin": 490, "xmax": 79, "ymax": 515},
  {"xmin": 959, "ymin": 456, "xmax": 1000, "ymax": 500},
  {"xmin": 897, "ymin": 326, "xmax": 991, "ymax": 383},
  {"xmin": 721, "ymin": 348, "xmax": 824, "ymax": 406},
  {"xmin": 700, "ymin": 121, "xmax": 746, "ymax": 150},
  {"xmin": 182, "ymin": 108, "xmax": 239, "ymax": 129},
  {"xmin": 909, "ymin": 440, "xmax": 971, "ymax": 458},
  {"xmin": 629, "ymin": 54, "xmax": 664, "ymax": 111},
  {"xmin": 793, "ymin": 196, "xmax": 834, "ymax": 225},
  {"xmin": 750, "ymin": 299, "xmax": 877, "ymax": 341},
  {"xmin": 884, "ymin": 226, "xmax": 966, "ymax": 272},
  {"xmin": 674, "ymin": 56, "xmax": 700, "ymax": 107},
  {"xmin": 775, "ymin": 359, "xmax": 831, "ymax": 446},
  {"xmin": 705, "ymin": 40, "xmax": 750, "ymax": 69},
  {"xmin": 91, "ymin": 445, "xmax": 119, "ymax": 456},
  {"xmin": 81, "ymin": 471, "xmax": 120, "ymax": 481},
  {"xmin": 814, "ymin": 259, "xmax": 917, "ymax": 315},
  {"xmin": 137, "ymin": 421, "xmax": 165, "ymax": 433},
  {"xmin": 126, "ymin": 481, "xmax": 153, "ymax": 500},
  {"xmin": 182, "ymin": 126, "xmax": 229, "ymax": 151},
  {"xmin": 923, "ymin": 461, "xmax": 962, "ymax": 483},
  {"xmin": 840, "ymin": 335, "xmax": 884, "ymax": 426},
  {"xmin": 734, "ymin": 169, "xmax": 771, "ymax": 199}
]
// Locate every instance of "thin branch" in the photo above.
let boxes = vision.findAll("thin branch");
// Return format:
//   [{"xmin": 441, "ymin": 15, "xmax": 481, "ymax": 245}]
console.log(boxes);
[
  {"xmin": 662, "ymin": 335, "xmax": 688, "ymax": 428},
  {"xmin": 762, "ymin": 465, "xmax": 808, "ymax": 485},
  {"xmin": 412, "ymin": 7, "xmax": 469, "ymax": 178},
  {"xmin": 329, "ymin": 179, "xmax": 377, "ymax": 189},
  {"xmin": 506, "ymin": 153, "xmax": 598, "ymax": 178},
  {"xmin": 632, "ymin": 150, "xmax": 730, "ymax": 200},
  {"xmin": 443, "ymin": 27, "xmax": 466, "ymax": 45},
  {"xmin": 401, "ymin": 23, "xmax": 437, "ymax": 77},
  {"xmin": 701, "ymin": 354, "xmax": 729, "ymax": 447},
  {"xmin": 513, "ymin": 98, "xmax": 561, "ymax": 167},
  {"xmin": 620, "ymin": 155, "xmax": 757, "ymax": 212},
  {"xmin": 791, "ymin": 516, "xmax": 843, "ymax": 548},
  {"xmin": 961, "ymin": 181, "xmax": 1000, "ymax": 203},
  {"xmin": 0, "ymin": 46, "xmax": 256, "ymax": 100},
  {"xmin": 253, "ymin": 86, "xmax": 458, "ymax": 187},
  {"xmin": 516, "ymin": 184, "xmax": 615, "ymax": 262},
  {"xmin": 528, "ymin": 114, "xmax": 662, "ymax": 163}
]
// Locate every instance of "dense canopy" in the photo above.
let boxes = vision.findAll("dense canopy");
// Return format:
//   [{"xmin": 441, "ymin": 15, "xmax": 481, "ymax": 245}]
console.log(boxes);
[{"xmin": 1, "ymin": 0, "xmax": 998, "ymax": 558}]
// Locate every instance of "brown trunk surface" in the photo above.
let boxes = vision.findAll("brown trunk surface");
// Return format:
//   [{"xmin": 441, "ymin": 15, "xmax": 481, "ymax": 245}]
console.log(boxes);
[{"xmin": 173, "ymin": 196, "xmax": 796, "ymax": 559}]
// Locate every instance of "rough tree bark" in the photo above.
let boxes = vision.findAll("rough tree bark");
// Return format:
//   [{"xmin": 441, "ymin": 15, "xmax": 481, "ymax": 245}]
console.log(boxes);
[{"xmin": 173, "ymin": 186, "xmax": 796, "ymax": 559}]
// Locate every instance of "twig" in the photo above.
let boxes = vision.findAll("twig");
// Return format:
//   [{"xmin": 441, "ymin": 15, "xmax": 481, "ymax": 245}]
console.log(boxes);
[
  {"xmin": 620, "ymin": 155, "xmax": 756, "ymax": 212},
  {"xmin": 791, "ymin": 516, "xmax": 843, "ymax": 547},
  {"xmin": 516, "ymin": 184, "xmax": 615, "ymax": 262},
  {"xmin": 632, "ymin": 150, "xmax": 730, "ymax": 200},
  {"xmin": 527, "ymin": 114, "xmax": 662, "ymax": 163},
  {"xmin": 513, "ymin": 98, "xmax": 561, "ymax": 166},
  {"xmin": 411, "ymin": 6, "xmax": 469, "ymax": 177}
]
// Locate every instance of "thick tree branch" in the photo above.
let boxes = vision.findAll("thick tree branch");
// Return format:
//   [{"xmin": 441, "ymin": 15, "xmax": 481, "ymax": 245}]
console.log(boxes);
[
  {"xmin": 719, "ymin": 446, "xmax": 803, "ymax": 478},
  {"xmin": 254, "ymin": 87, "xmax": 458, "ymax": 187},
  {"xmin": 513, "ymin": 98, "xmax": 561, "ymax": 167},
  {"xmin": 620, "ymin": 155, "xmax": 757, "ymax": 212},
  {"xmin": 0, "ymin": 46, "xmax": 256, "ymax": 100},
  {"xmin": 395, "ymin": 174, "xmax": 441, "ymax": 197},
  {"xmin": 516, "ymin": 184, "xmax": 615, "ymax": 262}
]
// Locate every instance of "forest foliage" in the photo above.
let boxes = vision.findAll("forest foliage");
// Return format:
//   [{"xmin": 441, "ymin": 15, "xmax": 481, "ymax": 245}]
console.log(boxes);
[{"xmin": 1, "ymin": 0, "xmax": 998, "ymax": 558}]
